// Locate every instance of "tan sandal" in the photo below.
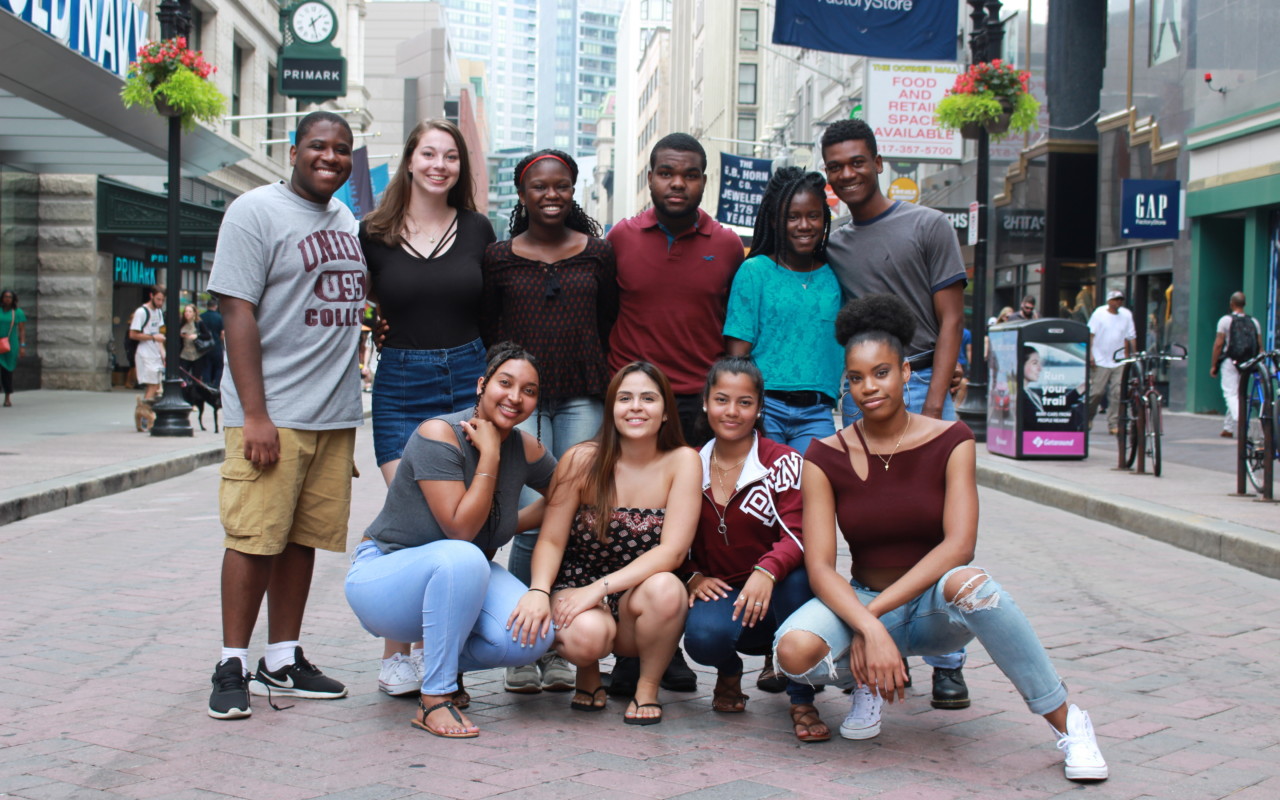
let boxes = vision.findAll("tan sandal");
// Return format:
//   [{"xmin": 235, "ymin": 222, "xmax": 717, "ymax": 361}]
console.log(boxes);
[
  {"xmin": 712, "ymin": 673, "xmax": 748, "ymax": 713},
  {"xmin": 411, "ymin": 699, "xmax": 478, "ymax": 739},
  {"xmin": 790, "ymin": 703, "xmax": 831, "ymax": 743}
]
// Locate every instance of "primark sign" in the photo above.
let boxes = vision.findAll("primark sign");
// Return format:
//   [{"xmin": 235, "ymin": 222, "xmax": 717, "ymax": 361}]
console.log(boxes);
[{"xmin": 2, "ymin": 0, "xmax": 149, "ymax": 79}]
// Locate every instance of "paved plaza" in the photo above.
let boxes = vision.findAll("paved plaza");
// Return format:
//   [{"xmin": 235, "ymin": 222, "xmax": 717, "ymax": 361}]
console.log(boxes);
[{"xmin": 2, "ymin": 425, "xmax": 1278, "ymax": 800}]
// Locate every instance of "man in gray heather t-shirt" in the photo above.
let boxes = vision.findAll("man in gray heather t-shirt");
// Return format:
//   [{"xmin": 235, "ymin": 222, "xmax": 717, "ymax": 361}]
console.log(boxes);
[{"xmin": 204, "ymin": 112, "xmax": 364, "ymax": 722}]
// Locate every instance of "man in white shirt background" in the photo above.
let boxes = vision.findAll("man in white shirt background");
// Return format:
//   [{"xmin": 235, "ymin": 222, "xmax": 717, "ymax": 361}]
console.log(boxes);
[{"xmin": 1087, "ymin": 290, "xmax": 1137, "ymax": 435}]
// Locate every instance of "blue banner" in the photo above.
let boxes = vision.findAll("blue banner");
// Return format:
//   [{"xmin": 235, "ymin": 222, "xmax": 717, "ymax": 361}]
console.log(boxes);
[
  {"xmin": 716, "ymin": 153, "xmax": 772, "ymax": 229},
  {"xmin": 1120, "ymin": 179, "xmax": 1181, "ymax": 239},
  {"xmin": 772, "ymin": 0, "xmax": 958, "ymax": 62}
]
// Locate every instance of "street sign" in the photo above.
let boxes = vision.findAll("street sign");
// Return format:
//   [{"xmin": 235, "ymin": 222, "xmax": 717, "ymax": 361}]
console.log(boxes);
[
  {"xmin": 279, "ymin": 56, "xmax": 346, "ymax": 99},
  {"xmin": 968, "ymin": 201, "xmax": 979, "ymax": 246}
]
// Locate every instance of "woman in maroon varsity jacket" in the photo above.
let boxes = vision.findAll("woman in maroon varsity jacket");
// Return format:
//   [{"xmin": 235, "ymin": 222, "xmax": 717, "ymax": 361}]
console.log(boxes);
[{"xmin": 682, "ymin": 356, "xmax": 829, "ymax": 742}]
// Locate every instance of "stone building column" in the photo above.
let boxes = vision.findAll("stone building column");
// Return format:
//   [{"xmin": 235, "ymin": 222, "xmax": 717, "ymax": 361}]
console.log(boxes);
[{"xmin": 37, "ymin": 175, "xmax": 111, "ymax": 391}]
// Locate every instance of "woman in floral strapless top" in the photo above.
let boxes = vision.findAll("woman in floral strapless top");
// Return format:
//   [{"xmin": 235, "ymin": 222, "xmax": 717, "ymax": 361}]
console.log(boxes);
[{"xmin": 508, "ymin": 362, "xmax": 701, "ymax": 725}]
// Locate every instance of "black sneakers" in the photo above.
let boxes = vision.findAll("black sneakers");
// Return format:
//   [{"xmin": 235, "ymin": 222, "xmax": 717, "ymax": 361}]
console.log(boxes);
[
  {"xmin": 248, "ymin": 646, "xmax": 348, "ymax": 699},
  {"xmin": 661, "ymin": 647, "xmax": 698, "ymax": 692},
  {"xmin": 208, "ymin": 657, "xmax": 252, "ymax": 720},
  {"xmin": 605, "ymin": 647, "xmax": 698, "ymax": 697}
]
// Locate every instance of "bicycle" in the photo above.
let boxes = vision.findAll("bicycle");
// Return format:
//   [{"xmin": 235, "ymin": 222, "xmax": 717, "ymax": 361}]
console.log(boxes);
[
  {"xmin": 1112, "ymin": 343, "xmax": 1187, "ymax": 477},
  {"xmin": 1236, "ymin": 349, "xmax": 1280, "ymax": 493}
]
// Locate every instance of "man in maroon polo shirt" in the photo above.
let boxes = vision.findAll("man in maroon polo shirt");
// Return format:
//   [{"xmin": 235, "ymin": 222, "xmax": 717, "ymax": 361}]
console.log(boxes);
[
  {"xmin": 607, "ymin": 133, "xmax": 745, "ymax": 446},
  {"xmin": 604, "ymin": 133, "xmax": 743, "ymax": 697}
]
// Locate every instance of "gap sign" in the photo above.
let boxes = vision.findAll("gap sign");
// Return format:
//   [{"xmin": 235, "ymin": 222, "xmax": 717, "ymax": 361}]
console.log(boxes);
[{"xmin": 1121, "ymin": 179, "xmax": 1181, "ymax": 239}]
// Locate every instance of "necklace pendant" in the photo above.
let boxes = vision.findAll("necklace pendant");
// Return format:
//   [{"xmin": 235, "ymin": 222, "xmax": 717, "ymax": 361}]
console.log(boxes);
[{"xmin": 884, "ymin": 463, "xmax": 889, "ymax": 471}]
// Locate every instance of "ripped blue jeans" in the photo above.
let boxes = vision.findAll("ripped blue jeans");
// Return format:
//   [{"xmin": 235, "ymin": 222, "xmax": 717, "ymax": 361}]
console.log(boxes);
[{"xmin": 774, "ymin": 566, "xmax": 1068, "ymax": 715}]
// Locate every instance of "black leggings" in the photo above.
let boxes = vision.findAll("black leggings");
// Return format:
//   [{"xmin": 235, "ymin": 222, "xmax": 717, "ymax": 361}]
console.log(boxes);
[{"xmin": 1, "ymin": 365, "xmax": 13, "ymax": 395}]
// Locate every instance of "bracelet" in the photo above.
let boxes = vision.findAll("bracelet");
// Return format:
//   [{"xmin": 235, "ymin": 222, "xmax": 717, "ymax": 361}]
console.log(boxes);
[
  {"xmin": 527, "ymin": 588, "xmax": 550, "ymax": 597},
  {"xmin": 753, "ymin": 565, "xmax": 777, "ymax": 582},
  {"xmin": 474, "ymin": 472, "xmax": 497, "ymax": 480}
]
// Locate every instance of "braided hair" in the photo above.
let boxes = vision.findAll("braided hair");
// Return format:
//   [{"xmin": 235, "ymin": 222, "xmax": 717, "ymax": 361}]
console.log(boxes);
[
  {"xmin": 834, "ymin": 294, "xmax": 917, "ymax": 363},
  {"xmin": 746, "ymin": 166, "xmax": 830, "ymax": 265},
  {"xmin": 508, "ymin": 149, "xmax": 603, "ymax": 238}
]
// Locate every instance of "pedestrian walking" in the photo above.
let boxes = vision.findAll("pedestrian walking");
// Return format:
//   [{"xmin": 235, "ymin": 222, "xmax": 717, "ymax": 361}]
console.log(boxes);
[
  {"xmin": 205, "ymin": 111, "xmax": 364, "ymax": 720},
  {"xmin": 345, "ymin": 343, "xmax": 557, "ymax": 739},
  {"xmin": 774, "ymin": 295, "xmax": 1108, "ymax": 783},
  {"xmin": 200, "ymin": 297, "xmax": 224, "ymax": 388},
  {"xmin": 0, "ymin": 289, "xmax": 27, "ymax": 407},
  {"xmin": 821, "ymin": 118, "xmax": 971, "ymax": 708},
  {"xmin": 129, "ymin": 285, "xmax": 166, "ymax": 409},
  {"xmin": 1086, "ymin": 289, "xmax": 1137, "ymax": 435},
  {"xmin": 507, "ymin": 362, "xmax": 702, "ymax": 725},
  {"xmin": 358, "ymin": 119, "xmax": 497, "ymax": 696},
  {"xmin": 178, "ymin": 303, "xmax": 211, "ymax": 381},
  {"xmin": 603, "ymin": 132, "xmax": 742, "ymax": 694},
  {"xmin": 725, "ymin": 167, "xmax": 842, "ymax": 454},
  {"xmin": 1210, "ymin": 291, "xmax": 1262, "ymax": 438},
  {"xmin": 682, "ymin": 357, "xmax": 828, "ymax": 742},
  {"xmin": 481, "ymin": 148, "xmax": 617, "ymax": 694},
  {"xmin": 1013, "ymin": 294, "xmax": 1039, "ymax": 320}
]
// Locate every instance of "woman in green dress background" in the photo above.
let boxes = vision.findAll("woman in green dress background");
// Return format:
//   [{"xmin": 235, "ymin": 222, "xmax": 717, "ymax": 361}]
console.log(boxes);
[{"xmin": 1, "ymin": 289, "xmax": 27, "ymax": 407}]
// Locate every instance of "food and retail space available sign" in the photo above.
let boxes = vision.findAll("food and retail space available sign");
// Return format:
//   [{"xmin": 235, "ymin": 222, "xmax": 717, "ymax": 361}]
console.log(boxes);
[
  {"xmin": 717, "ymin": 153, "xmax": 772, "ymax": 229},
  {"xmin": 2, "ymin": 0, "xmax": 148, "ymax": 78},
  {"xmin": 865, "ymin": 60, "xmax": 963, "ymax": 162},
  {"xmin": 1121, "ymin": 179, "xmax": 1182, "ymax": 239},
  {"xmin": 772, "ymin": 0, "xmax": 959, "ymax": 61}
]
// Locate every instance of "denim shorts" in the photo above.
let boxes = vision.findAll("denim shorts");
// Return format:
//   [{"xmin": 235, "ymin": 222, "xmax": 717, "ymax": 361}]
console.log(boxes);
[{"xmin": 371, "ymin": 338, "xmax": 485, "ymax": 466}]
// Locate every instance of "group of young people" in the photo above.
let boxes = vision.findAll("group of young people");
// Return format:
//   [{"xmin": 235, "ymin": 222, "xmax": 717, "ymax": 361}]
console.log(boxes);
[{"xmin": 201, "ymin": 111, "xmax": 1107, "ymax": 784}]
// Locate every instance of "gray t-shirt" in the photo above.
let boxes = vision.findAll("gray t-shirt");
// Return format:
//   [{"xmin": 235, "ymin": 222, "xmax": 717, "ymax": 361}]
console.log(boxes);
[
  {"xmin": 207, "ymin": 182, "xmax": 366, "ymax": 429},
  {"xmin": 825, "ymin": 201, "xmax": 967, "ymax": 356},
  {"xmin": 365, "ymin": 410, "xmax": 558, "ymax": 553}
]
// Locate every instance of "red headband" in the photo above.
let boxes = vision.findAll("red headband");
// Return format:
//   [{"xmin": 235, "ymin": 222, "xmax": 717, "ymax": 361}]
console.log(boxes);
[{"xmin": 518, "ymin": 154, "xmax": 571, "ymax": 184}]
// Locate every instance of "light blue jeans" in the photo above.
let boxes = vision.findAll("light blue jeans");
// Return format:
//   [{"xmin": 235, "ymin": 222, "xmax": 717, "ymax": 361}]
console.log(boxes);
[
  {"xmin": 508, "ymin": 395, "xmax": 604, "ymax": 585},
  {"xmin": 774, "ymin": 566, "xmax": 1068, "ymax": 715},
  {"xmin": 762, "ymin": 395, "xmax": 837, "ymax": 456},
  {"xmin": 841, "ymin": 364, "xmax": 962, "ymax": 671},
  {"xmin": 345, "ymin": 539, "xmax": 552, "ymax": 695}
]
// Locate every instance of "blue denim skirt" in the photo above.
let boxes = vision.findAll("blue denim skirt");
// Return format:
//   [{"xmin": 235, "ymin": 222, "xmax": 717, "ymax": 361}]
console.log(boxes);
[{"xmin": 371, "ymin": 338, "xmax": 486, "ymax": 466}]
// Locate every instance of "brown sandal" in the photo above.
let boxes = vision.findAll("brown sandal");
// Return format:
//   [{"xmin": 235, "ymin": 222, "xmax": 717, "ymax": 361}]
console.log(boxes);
[
  {"xmin": 790, "ymin": 703, "xmax": 831, "ymax": 743},
  {"xmin": 712, "ymin": 673, "xmax": 748, "ymax": 713},
  {"xmin": 451, "ymin": 672, "xmax": 470, "ymax": 709},
  {"xmin": 411, "ymin": 698, "xmax": 478, "ymax": 739}
]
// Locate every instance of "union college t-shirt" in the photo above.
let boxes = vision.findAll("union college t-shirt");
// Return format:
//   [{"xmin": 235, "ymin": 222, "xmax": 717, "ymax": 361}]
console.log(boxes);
[{"xmin": 208, "ymin": 181, "xmax": 366, "ymax": 430}]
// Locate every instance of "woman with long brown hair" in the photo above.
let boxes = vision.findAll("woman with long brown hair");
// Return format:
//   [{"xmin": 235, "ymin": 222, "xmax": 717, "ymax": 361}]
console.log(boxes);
[
  {"xmin": 359, "ymin": 119, "xmax": 496, "ymax": 695},
  {"xmin": 507, "ymin": 362, "xmax": 701, "ymax": 725}
]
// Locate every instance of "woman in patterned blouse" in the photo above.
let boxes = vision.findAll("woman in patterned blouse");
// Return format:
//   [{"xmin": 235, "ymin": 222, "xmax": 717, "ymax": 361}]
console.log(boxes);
[
  {"xmin": 481, "ymin": 148, "xmax": 618, "ymax": 693},
  {"xmin": 507, "ymin": 362, "xmax": 701, "ymax": 725}
]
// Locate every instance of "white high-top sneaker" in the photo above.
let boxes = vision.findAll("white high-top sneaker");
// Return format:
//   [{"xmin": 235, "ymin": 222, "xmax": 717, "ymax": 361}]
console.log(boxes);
[
  {"xmin": 1053, "ymin": 704, "xmax": 1109, "ymax": 781},
  {"xmin": 839, "ymin": 685, "xmax": 885, "ymax": 740}
]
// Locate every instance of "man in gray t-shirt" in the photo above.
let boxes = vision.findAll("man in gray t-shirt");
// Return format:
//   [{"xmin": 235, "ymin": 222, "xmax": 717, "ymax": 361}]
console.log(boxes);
[
  {"xmin": 204, "ymin": 112, "xmax": 365, "ymax": 721},
  {"xmin": 820, "ymin": 118, "xmax": 971, "ymax": 709}
]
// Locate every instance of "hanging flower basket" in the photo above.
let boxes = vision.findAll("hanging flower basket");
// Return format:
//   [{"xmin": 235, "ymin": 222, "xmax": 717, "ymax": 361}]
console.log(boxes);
[
  {"xmin": 935, "ymin": 60, "xmax": 1039, "ymax": 142},
  {"xmin": 121, "ymin": 37, "xmax": 226, "ymax": 133}
]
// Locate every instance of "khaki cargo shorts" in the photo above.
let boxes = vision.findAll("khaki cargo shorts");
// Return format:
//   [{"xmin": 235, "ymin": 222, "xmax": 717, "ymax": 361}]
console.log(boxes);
[{"xmin": 219, "ymin": 426, "xmax": 357, "ymax": 556}]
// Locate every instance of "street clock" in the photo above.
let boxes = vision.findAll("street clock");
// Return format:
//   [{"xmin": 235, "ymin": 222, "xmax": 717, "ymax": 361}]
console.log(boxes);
[{"xmin": 289, "ymin": 1, "xmax": 338, "ymax": 45}]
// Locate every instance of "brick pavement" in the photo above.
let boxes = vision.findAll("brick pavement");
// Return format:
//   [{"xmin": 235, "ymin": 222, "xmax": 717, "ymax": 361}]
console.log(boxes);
[{"xmin": 2, "ymin": 433, "xmax": 1278, "ymax": 799}]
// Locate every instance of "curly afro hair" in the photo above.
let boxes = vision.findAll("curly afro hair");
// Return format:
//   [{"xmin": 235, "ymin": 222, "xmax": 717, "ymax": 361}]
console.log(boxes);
[{"xmin": 834, "ymin": 294, "xmax": 917, "ymax": 361}]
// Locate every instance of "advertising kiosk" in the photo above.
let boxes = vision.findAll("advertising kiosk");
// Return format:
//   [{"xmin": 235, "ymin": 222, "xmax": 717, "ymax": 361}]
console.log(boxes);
[{"xmin": 987, "ymin": 319, "xmax": 1090, "ymax": 459}]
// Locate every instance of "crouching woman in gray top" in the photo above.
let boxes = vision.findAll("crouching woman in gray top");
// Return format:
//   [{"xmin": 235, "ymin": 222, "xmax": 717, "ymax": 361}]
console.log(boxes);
[{"xmin": 345, "ymin": 343, "xmax": 556, "ymax": 739}]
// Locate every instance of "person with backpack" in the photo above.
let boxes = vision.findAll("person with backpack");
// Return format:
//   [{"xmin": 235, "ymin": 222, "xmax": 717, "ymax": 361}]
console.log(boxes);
[
  {"xmin": 129, "ymin": 286, "xmax": 167, "ymax": 407},
  {"xmin": 1086, "ymin": 290, "xmax": 1137, "ymax": 436},
  {"xmin": 1210, "ymin": 291, "xmax": 1263, "ymax": 438}
]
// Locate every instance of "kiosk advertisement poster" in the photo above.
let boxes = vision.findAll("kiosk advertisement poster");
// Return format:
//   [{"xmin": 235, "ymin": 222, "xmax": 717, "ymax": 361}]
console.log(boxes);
[
  {"xmin": 987, "ymin": 329, "xmax": 1018, "ymax": 456},
  {"xmin": 1018, "ymin": 341, "xmax": 1087, "ymax": 456}
]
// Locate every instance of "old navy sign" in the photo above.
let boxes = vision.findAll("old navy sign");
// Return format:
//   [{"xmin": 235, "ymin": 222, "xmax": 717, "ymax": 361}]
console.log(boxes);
[
  {"xmin": 1121, "ymin": 179, "xmax": 1182, "ymax": 239},
  {"xmin": 773, "ymin": 0, "xmax": 958, "ymax": 62},
  {"xmin": 2, "ymin": 0, "xmax": 149, "ymax": 79}
]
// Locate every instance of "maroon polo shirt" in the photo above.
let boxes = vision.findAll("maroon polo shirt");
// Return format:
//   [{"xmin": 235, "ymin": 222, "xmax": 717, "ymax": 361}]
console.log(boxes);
[{"xmin": 606, "ymin": 208, "xmax": 744, "ymax": 394}]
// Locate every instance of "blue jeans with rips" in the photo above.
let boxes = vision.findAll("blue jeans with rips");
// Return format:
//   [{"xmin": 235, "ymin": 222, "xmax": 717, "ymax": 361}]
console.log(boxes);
[{"xmin": 774, "ymin": 566, "xmax": 1067, "ymax": 715}]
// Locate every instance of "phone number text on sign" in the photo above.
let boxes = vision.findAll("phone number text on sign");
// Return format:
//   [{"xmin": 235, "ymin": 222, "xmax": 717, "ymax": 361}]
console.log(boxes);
[{"xmin": 865, "ymin": 60, "xmax": 963, "ymax": 163}]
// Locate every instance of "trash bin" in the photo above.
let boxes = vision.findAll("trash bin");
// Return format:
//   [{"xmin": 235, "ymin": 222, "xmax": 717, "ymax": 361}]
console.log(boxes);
[{"xmin": 986, "ymin": 318, "xmax": 1090, "ymax": 459}]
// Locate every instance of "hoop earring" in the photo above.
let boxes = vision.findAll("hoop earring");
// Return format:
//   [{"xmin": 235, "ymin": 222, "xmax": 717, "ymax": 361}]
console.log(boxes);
[{"xmin": 904, "ymin": 379, "xmax": 912, "ymax": 410}]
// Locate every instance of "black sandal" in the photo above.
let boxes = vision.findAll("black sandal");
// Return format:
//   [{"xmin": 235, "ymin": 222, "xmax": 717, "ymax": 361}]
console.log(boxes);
[
  {"xmin": 411, "ymin": 698, "xmax": 478, "ymax": 739},
  {"xmin": 623, "ymin": 697, "xmax": 663, "ymax": 726},
  {"xmin": 571, "ymin": 686, "xmax": 607, "ymax": 713}
]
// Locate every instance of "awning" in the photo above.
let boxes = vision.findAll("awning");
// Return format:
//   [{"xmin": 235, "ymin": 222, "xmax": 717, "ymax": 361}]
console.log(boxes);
[{"xmin": 0, "ymin": 15, "xmax": 251, "ymax": 177}]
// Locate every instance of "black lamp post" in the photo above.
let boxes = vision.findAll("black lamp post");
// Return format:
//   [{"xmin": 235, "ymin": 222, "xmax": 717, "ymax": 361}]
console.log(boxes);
[
  {"xmin": 955, "ymin": 0, "xmax": 1005, "ymax": 443},
  {"xmin": 150, "ymin": 0, "xmax": 195, "ymax": 437}
]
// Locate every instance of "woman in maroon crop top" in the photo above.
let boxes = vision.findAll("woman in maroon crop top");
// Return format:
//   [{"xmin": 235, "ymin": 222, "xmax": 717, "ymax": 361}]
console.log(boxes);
[{"xmin": 774, "ymin": 295, "xmax": 1108, "ymax": 783}]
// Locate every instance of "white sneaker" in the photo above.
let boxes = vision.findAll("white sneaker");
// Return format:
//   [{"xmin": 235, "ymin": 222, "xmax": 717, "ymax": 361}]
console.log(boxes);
[
  {"xmin": 504, "ymin": 662, "xmax": 542, "ymax": 694},
  {"xmin": 377, "ymin": 653, "xmax": 420, "ymax": 697},
  {"xmin": 539, "ymin": 654, "xmax": 575, "ymax": 692},
  {"xmin": 409, "ymin": 648, "xmax": 425, "ymax": 684},
  {"xmin": 1054, "ymin": 704, "xmax": 1109, "ymax": 781},
  {"xmin": 839, "ymin": 685, "xmax": 884, "ymax": 740}
]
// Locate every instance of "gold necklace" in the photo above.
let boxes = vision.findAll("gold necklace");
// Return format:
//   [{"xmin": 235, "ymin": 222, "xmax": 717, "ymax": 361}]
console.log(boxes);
[
  {"xmin": 407, "ymin": 212, "xmax": 455, "ymax": 244},
  {"xmin": 711, "ymin": 448, "xmax": 748, "ymax": 498},
  {"xmin": 860, "ymin": 414, "xmax": 911, "ymax": 471}
]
